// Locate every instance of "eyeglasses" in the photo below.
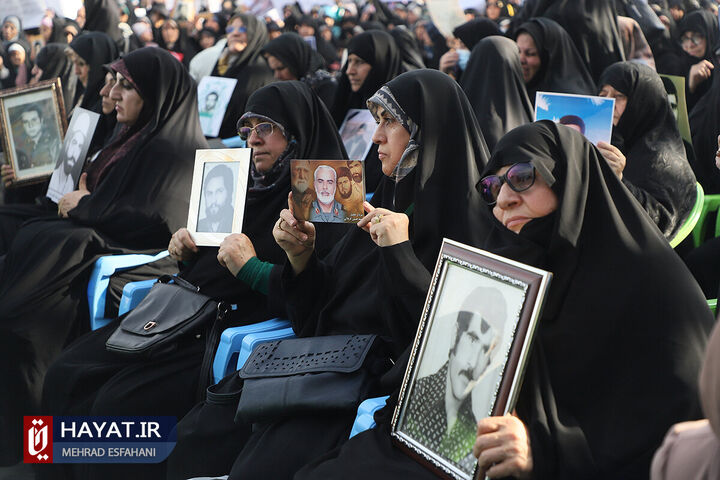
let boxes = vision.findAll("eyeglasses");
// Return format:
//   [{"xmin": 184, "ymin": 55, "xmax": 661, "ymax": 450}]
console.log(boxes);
[
  {"xmin": 680, "ymin": 33, "xmax": 704, "ymax": 47},
  {"xmin": 238, "ymin": 122, "xmax": 274, "ymax": 140},
  {"xmin": 226, "ymin": 25, "xmax": 247, "ymax": 34},
  {"xmin": 478, "ymin": 162, "xmax": 535, "ymax": 205}
]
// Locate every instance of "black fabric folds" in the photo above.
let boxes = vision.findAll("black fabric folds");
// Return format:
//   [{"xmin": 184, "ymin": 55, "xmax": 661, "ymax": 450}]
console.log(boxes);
[
  {"xmin": 689, "ymin": 67, "xmax": 720, "ymax": 193},
  {"xmin": 511, "ymin": 0, "xmax": 626, "ymax": 81},
  {"xmin": 37, "ymin": 43, "xmax": 77, "ymax": 109},
  {"xmin": 598, "ymin": 61, "xmax": 696, "ymax": 239},
  {"xmin": 83, "ymin": 0, "xmax": 124, "ymax": 47},
  {"xmin": 460, "ymin": 36, "xmax": 533, "ymax": 152},
  {"xmin": 452, "ymin": 18, "xmax": 502, "ymax": 50},
  {"xmin": 515, "ymin": 18, "xmax": 597, "ymax": 101},
  {"xmin": 212, "ymin": 14, "xmax": 274, "ymax": 138},
  {"xmin": 69, "ymin": 32, "xmax": 119, "ymax": 112},
  {"xmin": 389, "ymin": 26, "xmax": 426, "ymax": 72}
]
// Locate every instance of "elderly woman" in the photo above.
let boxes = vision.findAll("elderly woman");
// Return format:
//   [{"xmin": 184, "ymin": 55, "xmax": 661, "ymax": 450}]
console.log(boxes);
[
  {"xmin": 0, "ymin": 47, "xmax": 206, "ymax": 465},
  {"xmin": 676, "ymin": 10, "xmax": 718, "ymax": 109},
  {"xmin": 295, "ymin": 120, "xmax": 712, "ymax": 480}
]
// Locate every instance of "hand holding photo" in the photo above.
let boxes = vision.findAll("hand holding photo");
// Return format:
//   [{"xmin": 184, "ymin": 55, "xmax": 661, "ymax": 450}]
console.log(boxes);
[
  {"xmin": 339, "ymin": 109, "xmax": 376, "ymax": 160},
  {"xmin": 534, "ymin": 92, "xmax": 614, "ymax": 145},
  {"xmin": 391, "ymin": 239, "xmax": 551, "ymax": 480},
  {"xmin": 291, "ymin": 159, "xmax": 366, "ymax": 224},
  {"xmin": 186, "ymin": 148, "xmax": 251, "ymax": 246}
]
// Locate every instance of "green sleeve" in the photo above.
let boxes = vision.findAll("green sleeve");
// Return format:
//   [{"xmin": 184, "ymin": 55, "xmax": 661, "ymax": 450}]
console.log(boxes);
[{"xmin": 235, "ymin": 256, "xmax": 275, "ymax": 296}]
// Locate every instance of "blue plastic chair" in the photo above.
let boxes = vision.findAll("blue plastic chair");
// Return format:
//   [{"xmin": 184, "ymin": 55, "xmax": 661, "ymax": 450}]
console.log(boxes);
[
  {"xmin": 87, "ymin": 250, "xmax": 170, "ymax": 330},
  {"xmin": 349, "ymin": 396, "xmax": 390, "ymax": 438},
  {"xmin": 221, "ymin": 136, "xmax": 246, "ymax": 148},
  {"xmin": 117, "ymin": 278, "xmax": 158, "ymax": 316}
]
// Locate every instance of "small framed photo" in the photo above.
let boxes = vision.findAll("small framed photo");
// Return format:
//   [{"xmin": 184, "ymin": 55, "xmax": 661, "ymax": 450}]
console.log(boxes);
[
  {"xmin": 291, "ymin": 159, "xmax": 365, "ymax": 224},
  {"xmin": 339, "ymin": 109, "xmax": 376, "ymax": 160},
  {"xmin": 197, "ymin": 76, "xmax": 238, "ymax": 138},
  {"xmin": 534, "ymin": 91, "xmax": 614, "ymax": 145},
  {"xmin": 46, "ymin": 107, "xmax": 100, "ymax": 203},
  {"xmin": 186, "ymin": 148, "xmax": 251, "ymax": 247},
  {"xmin": 0, "ymin": 79, "xmax": 67, "ymax": 185},
  {"xmin": 391, "ymin": 239, "xmax": 552, "ymax": 480}
]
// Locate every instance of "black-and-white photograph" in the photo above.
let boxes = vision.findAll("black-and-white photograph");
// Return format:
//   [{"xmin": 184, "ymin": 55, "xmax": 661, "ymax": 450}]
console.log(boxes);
[
  {"xmin": 0, "ymin": 79, "xmax": 66, "ymax": 184},
  {"xmin": 339, "ymin": 109, "xmax": 376, "ymax": 161},
  {"xmin": 187, "ymin": 148, "xmax": 251, "ymax": 246},
  {"xmin": 46, "ymin": 107, "xmax": 100, "ymax": 203},
  {"xmin": 392, "ymin": 239, "xmax": 551, "ymax": 480}
]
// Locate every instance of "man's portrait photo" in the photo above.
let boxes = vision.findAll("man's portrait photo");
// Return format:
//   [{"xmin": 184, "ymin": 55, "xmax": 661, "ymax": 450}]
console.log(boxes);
[
  {"xmin": 291, "ymin": 159, "xmax": 314, "ymax": 220},
  {"xmin": 309, "ymin": 165, "xmax": 345, "ymax": 223},
  {"xmin": 202, "ymin": 91, "xmax": 219, "ymax": 113},
  {"xmin": 336, "ymin": 165, "xmax": 364, "ymax": 220},
  {"xmin": 46, "ymin": 108, "xmax": 100, "ymax": 202},
  {"xmin": 10, "ymin": 101, "xmax": 60, "ymax": 171},
  {"xmin": 197, "ymin": 162, "xmax": 237, "ymax": 233},
  {"xmin": 197, "ymin": 76, "xmax": 238, "ymax": 137},
  {"xmin": 396, "ymin": 261, "xmax": 530, "ymax": 477},
  {"xmin": 291, "ymin": 160, "xmax": 365, "ymax": 224}
]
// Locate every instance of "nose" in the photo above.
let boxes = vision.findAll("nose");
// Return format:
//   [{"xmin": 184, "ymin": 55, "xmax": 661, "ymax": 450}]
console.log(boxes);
[
  {"xmin": 371, "ymin": 125, "xmax": 384, "ymax": 145},
  {"xmin": 495, "ymin": 182, "xmax": 521, "ymax": 209},
  {"xmin": 247, "ymin": 128, "xmax": 263, "ymax": 146}
]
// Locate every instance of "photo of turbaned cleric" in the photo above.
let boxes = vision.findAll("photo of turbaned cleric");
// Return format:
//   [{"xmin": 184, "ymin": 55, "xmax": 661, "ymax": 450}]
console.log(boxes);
[{"xmin": 397, "ymin": 262, "xmax": 526, "ymax": 476}]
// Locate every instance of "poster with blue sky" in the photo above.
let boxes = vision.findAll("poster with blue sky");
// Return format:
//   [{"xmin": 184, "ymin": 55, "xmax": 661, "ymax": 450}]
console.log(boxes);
[{"xmin": 534, "ymin": 92, "xmax": 615, "ymax": 146}]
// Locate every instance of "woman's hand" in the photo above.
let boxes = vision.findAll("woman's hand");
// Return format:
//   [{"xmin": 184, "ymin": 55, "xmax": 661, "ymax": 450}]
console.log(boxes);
[
  {"xmin": 357, "ymin": 201, "xmax": 409, "ymax": 247},
  {"xmin": 168, "ymin": 227, "xmax": 199, "ymax": 262},
  {"xmin": 58, "ymin": 173, "xmax": 90, "ymax": 217},
  {"xmin": 597, "ymin": 141, "xmax": 626, "ymax": 180},
  {"xmin": 689, "ymin": 60, "xmax": 714, "ymax": 93},
  {"xmin": 714, "ymin": 134, "xmax": 720, "ymax": 170},
  {"xmin": 1, "ymin": 164, "xmax": 15, "ymax": 188},
  {"xmin": 439, "ymin": 49, "xmax": 459, "ymax": 75},
  {"xmin": 474, "ymin": 414, "xmax": 533, "ymax": 479},
  {"xmin": 217, "ymin": 233, "xmax": 257, "ymax": 276},
  {"xmin": 273, "ymin": 192, "xmax": 316, "ymax": 275}
]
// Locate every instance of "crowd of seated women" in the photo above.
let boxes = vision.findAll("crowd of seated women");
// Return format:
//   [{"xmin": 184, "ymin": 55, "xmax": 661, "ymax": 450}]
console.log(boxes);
[{"xmin": 2, "ymin": 1, "xmax": 720, "ymax": 479}]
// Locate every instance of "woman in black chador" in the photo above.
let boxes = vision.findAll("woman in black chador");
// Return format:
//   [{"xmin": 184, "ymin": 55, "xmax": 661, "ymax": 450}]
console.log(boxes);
[
  {"xmin": 514, "ymin": 17, "xmax": 596, "ymax": 102},
  {"xmin": 295, "ymin": 121, "xmax": 712, "ymax": 480},
  {"xmin": 0, "ymin": 47, "xmax": 206, "ymax": 465},
  {"xmin": 40, "ymin": 81, "xmax": 350, "ymax": 480},
  {"xmin": 223, "ymin": 69, "xmax": 491, "ymax": 479},
  {"xmin": 329, "ymin": 30, "xmax": 401, "ymax": 192},
  {"xmin": 597, "ymin": 61, "xmax": 696, "ymax": 240},
  {"xmin": 675, "ymin": 10, "xmax": 718, "ymax": 110},
  {"xmin": 460, "ymin": 36, "xmax": 534, "ymax": 151}
]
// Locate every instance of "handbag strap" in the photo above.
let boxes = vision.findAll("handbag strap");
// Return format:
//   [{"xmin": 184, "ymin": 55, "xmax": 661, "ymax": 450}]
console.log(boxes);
[
  {"xmin": 195, "ymin": 301, "xmax": 230, "ymax": 400},
  {"xmin": 158, "ymin": 274, "xmax": 201, "ymax": 292}
]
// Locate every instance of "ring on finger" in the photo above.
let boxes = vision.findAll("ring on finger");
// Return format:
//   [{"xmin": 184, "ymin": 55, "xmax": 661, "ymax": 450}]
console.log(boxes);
[{"xmin": 372, "ymin": 214, "xmax": 384, "ymax": 224}]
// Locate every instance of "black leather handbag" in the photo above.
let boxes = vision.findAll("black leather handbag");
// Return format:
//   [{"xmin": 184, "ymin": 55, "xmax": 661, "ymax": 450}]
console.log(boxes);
[
  {"xmin": 235, "ymin": 334, "xmax": 392, "ymax": 424},
  {"xmin": 106, "ymin": 275, "xmax": 228, "ymax": 358}
]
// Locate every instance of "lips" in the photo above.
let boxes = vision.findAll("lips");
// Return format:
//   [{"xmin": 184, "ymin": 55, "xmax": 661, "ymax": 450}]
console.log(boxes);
[{"xmin": 505, "ymin": 216, "xmax": 529, "ymax": 231}]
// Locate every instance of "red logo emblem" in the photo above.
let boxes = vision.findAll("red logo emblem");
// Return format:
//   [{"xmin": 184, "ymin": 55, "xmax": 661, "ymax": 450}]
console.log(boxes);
[{"xmin": 24, "ymin": 416, "xmax": 53, "ymax": 463}]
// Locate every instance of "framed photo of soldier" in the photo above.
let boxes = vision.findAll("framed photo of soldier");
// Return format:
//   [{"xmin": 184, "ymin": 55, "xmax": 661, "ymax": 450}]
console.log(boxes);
[
  {"xmin": 0, "ymin": 79, "xmax": 67, "ymax": 185},
  {"xmin": 339, "ymin": 109, "xmax": 376, "ymax": 161},
  {"xmin": 391, "ymin": 239, "xmax": 552, "ymax": 480},
  {"xmin": 290, "ymin": 159, "xmax": 366, "ymax": 224},
  {"xmin": 46, "ymin": 107, "xmax": 100, "ymax": 203},
  {"xmin": 186, "ymin": 148, "xmax": 251, "ymax": 247}
]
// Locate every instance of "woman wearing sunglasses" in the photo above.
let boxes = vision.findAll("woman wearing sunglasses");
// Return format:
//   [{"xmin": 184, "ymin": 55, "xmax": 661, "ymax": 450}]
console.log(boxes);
[
  {"xmin": 676, "ymin": 10, "xmax": 718, "ymax": 109},
  {"xmin": 294, "ymin": 120, "xmax": 712, "ymax": 480},
  {"xmin": 188, "ymin": 14, "xmax": 274, "ymax": 138},
  {"xmin": 41, "ymin": 81, "xmax": 349, "ymax": 480}
]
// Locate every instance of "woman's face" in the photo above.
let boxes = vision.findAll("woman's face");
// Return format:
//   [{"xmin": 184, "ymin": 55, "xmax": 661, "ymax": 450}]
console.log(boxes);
[
  {"xmin": 40, "ymin": 23, "xmax": 52, "ymax": 42},
  {"xmin": 199, "ymin": 33, "xmax": 215, "ymax": 49},
  {"xmin": 3, "ymin": 21, "xmax": 17, "ymax": 41},
  {"xmin": 492, "ymin": 164, "xmax": 558, "ymax": 233},
  {"xmin": 161, "ymin": 22, "xmax": 180, "ymax": 45},
  {"xmin": 598, "ymin": 84, "xmax": 628, "ymax": 126},
  {"xmin": 680, "ymin": 30, "xmax": 707, "ymax": 59},
  {"xmin": 265, "ymin": 54, "xmax": 296, "ymax": 80},
  {"xmin": 9, "ymin": 49, "xmax": 25, "ymax": 66},
  {"xmin": 346, "ymin": 53, "xmax": 371, "ymax": 92},
  {"xmin": 227, "ymin": 18, "xmax": 248, "ymax": 53},
  {"xmin": 100, "ymin": 72, "xmax": 117, "ymax": 115},
  {"xmin": 516, "ymin": 32, "xmax": 541, "ymax": 84},
  {"xmin": 372, "ymin": 105, "xmax": 411, "ymax": 177},
  {"xmin": 486, "ymin": 1, "xmax": 501, "ymax": 20},
  {"xmin": 72, "ymin": 51, "xmax": 90, "ymax": 87},
  {"xmin": 243, "ymin": 117, "xmax": 288, "ymax": 173},
  {"xmin": 110, "ymin": 72, "xmax": 144, "ymax": 126}
]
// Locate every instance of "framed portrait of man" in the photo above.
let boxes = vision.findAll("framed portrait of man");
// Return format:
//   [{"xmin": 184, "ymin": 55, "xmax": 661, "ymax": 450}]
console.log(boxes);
[
  {"xmin": 197, "ymin": 76, "xmax": 238, "ymax": 138},
  {"xmin": 186, "ymin": 148, "xmax": 251, "ymax": 246},
  {"xmin": 339, "ymin": 109, "xmax": 376, "ymax": 161},
  {"xmin": 290, "ymin": 159, "xmax": 366, "ymax": 224},
  {"xmin": 391, "ymin": 239, "xmax": 552, "ymax": 480},
  {"xmin": 0, "ymin": 79, "xmax": 67, "ymax": 185},
  {"xmin": 46, "ymin": 107, "xmax": 100, "ymax": 202}
]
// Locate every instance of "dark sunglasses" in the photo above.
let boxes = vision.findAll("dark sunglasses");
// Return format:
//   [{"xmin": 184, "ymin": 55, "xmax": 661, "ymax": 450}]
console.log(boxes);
[
  {"xmin": 226, "ymin": 25, "xmax": 247, "ymax": 34},
  {"xmin": 478, "ymin": 162, "xmax": 535, "ymax": 205},
  {"xmin": 238, "ymin": 122, "xmax": 274, "ymax": 140}
]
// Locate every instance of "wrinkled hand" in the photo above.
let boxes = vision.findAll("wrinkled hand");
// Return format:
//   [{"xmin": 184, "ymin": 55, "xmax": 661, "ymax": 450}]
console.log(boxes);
[
  {"xmin": 273, "ymin": 192, "xmax": 316, "ymax": 275},
  {"xmin": 1, "ymin": 164, "xmax": 15, "ymax": 188},
  {"xmin": 357, "ymin": 201, "xmax": 409, "ymax": 247},
  {"xmin": 58, "ymin": 173, "xmax": 90, "ymax": 217},
  {"xmin": 439, "ymin": 49, "xmax": 459, "ymax": 75},
  {"xmin": 474, "ymin": 414, "xmax": 533, "ymax": 479},
  {"xmin": 714, "ymin": 134, "xmax": 720, "ymax": 171},
  {"xmin": 689, "ymin": 60, "xmax": 714, "ymax": 93},
  {"xmin": 217, "ymin": 233, "xmax": 257, "ymax": 276},
  {"xmin": 168, "ymin": 227, "xmax": 199, "ymax": 262},
  {"xmin": 597, "ymin": 141, "xmax": 626, "ymax": 180}
]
